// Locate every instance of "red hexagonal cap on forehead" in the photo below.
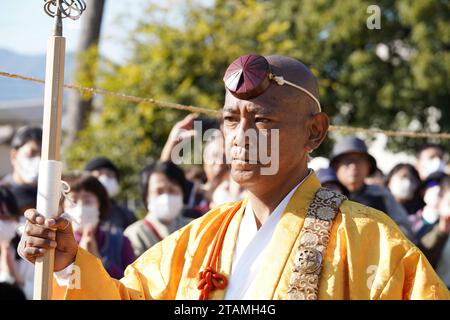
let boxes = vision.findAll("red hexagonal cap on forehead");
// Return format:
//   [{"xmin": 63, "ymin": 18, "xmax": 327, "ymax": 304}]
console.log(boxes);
[{"xmin": 223, "ymin": 54, "xmax": 271, "ymax": 100}]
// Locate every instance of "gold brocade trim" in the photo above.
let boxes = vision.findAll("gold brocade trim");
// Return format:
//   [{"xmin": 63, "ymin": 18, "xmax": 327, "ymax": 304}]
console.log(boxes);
[{"xmin": 286, "ymin": 188, "xmax": 347, "ymax": 300}]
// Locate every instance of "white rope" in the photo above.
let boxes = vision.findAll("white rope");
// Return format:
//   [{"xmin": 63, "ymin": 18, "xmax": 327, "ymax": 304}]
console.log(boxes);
[{"xmin": 269, "ymin": 73, "xmax": 322, "ymax": 112}]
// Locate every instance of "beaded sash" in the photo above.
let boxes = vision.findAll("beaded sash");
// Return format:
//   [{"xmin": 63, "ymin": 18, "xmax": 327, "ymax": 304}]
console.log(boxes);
[{"xmin": 286, "ymin": 188, "xmax": 347, "ymax": 300}]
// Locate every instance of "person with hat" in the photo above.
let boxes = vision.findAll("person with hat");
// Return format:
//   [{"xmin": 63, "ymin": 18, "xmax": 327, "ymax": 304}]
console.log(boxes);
[
  {"xmin": 19, "ymin": 54, "xmax": 449, "ymax": 299},
  {"xmin": 330, "ymin": 136, "xmax": 414, "ymax": 241},
  {"xmin": 84, "ymin": 157, "xmax": 137, "ymax": 231}
]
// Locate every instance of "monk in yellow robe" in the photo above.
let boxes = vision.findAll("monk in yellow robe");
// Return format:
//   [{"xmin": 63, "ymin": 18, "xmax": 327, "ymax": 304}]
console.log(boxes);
[{"xmin": 19, "ymin": 54, "xmax": 450, "ymax": 300}]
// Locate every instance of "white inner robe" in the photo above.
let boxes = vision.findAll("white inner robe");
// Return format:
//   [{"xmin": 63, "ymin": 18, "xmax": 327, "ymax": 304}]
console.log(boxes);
[{"xmin": 224, "ymin": 170, "xmax": 312, "ymax": 299}]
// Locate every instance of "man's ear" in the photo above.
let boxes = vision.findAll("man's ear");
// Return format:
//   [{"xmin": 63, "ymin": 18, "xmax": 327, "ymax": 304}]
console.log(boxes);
[{"xmin": 304, "ymin": 113, "xmax": 329, "ymax": 153}]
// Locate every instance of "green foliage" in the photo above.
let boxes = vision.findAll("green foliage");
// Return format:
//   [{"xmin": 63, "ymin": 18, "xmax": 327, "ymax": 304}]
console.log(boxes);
[{"xmin": 65, "ymin": 0, "xmax": 450, "ymax": 199}]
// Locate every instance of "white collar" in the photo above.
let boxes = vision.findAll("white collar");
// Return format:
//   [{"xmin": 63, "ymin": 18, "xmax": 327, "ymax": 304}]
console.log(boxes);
[
  {"xmin": 232, "ymin": 169, "xmax": 313, "ymax": 269},
  {"xmin": 225, "ymin": 169, "xmax": 313, "ymax": 299}
]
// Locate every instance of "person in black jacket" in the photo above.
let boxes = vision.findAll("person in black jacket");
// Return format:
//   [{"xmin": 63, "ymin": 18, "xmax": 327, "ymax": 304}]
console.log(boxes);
[{"xmin": 330, "ymin": 136, "xmax": 415, "ymax": 241}]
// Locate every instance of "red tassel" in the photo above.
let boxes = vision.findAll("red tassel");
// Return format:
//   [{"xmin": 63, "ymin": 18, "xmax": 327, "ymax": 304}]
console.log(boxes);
[
  {"xmin": 197, "ymin": 266, "xmax": 228, "ymax": 300},
  {"xmin": 196, "ymin": 202, "xmax": 242, "ymax": 300}
]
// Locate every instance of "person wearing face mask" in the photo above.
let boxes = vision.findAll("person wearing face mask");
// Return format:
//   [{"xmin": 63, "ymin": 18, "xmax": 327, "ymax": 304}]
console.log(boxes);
[
  {"xmin": 0, "ymin": 126, "xmax": 42, "ymax": 215},
  {"xmin": 410, "ymin": 171, "xmax": 447, "ymax": 240},
  {"xmin": 418, "ymin": 176, "xmax": 450, "ymax": 289},
  {"xmin": 415, "ymin": 144, "xmax": 448, "ymax": 181},
  {"xmin": 0, "ymin": 186, "xmax": 34, "ymax": 299},
  {"xmin": 62, "ymin": 173, "xmax": 136, "ymax": 279},
  {"xmin": 386, "ymin": 164, "xmax": 424, "ymax": 216},
  {"xmin": 84, "ymin": 157, "xmax": 137, "ymax": 231},
  {"xmin": 124, "ymin": 161, "xmax": 193, "ymax": 258}
]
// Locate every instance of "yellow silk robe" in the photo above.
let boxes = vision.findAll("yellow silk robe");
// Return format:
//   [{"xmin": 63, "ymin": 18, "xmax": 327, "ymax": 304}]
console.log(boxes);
[{"xmin": 53, "ymin": 173, "xmax": 450, "ymax": 300}]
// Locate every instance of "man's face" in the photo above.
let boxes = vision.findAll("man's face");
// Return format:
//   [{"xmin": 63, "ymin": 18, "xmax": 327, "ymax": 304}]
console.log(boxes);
[
  {"xmin": 335, "ymin": 152, "xmax": 371, "ymax": 192},
  {"xmin": 222, "ymin": 90, "xmax": 309, "ymax": 190}
]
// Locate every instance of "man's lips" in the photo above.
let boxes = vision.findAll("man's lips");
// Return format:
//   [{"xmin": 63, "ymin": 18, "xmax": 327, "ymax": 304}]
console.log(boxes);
[
  {"xmin": 230, "ymin": 148, "xmax": 261, "ymax": 165},
  {"xmin": 231, "ymin": 158, "xmax": 259, "ymax": 166}
]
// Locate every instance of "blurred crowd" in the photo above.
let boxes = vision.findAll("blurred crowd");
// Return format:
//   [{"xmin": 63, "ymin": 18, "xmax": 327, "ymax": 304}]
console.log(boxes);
[{"xmin": 1, "ymin": 118, "xmax": 450, "ymax": 299}]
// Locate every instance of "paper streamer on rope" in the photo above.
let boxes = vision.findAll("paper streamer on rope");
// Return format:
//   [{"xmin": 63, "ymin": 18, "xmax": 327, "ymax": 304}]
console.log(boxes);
[{"xmin": 36, "ymin": 160, "xmax": 62, "ymax": 219}]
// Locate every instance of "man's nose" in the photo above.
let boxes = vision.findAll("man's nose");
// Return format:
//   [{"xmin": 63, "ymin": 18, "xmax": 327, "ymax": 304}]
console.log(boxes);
[{"xmin": 233, "ymin": 119, "xmax": 252, "ymax": 148}]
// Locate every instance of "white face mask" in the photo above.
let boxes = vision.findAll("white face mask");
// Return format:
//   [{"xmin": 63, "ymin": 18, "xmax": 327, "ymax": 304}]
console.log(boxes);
[
  {"xmin": 97, "ymin": 175, "xmax": 120, "ymax": 198},
  {"xmin": 389, "ymin": 177, "xmax": 416, "ymax": 201},
  {"xmin": 147, "ymin": 194, "xmax": 183, "ymax": 223},
  {"xmin": 17, "ymin": 154, "xmax": 40, "ymax": 184},
  {"xmin": 0, "ymin": 220, "xmax": 19, "ymax": 242},
  {"xmin": 422, "ymin": 158, "xmax": 447, "ymax": 179},
  {"xmin": 422, "ymin": 206, "xmax": 440, "ymax": 224},
  {"xmin": 66, "ymin": 205, "xmax": 100, "ymax": 232}
]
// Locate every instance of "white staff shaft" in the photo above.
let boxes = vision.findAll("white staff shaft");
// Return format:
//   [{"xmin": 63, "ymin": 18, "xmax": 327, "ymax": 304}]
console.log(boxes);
[{"xmin": 33, "ymin": 35, "xmax": 66, "ymax": 300}]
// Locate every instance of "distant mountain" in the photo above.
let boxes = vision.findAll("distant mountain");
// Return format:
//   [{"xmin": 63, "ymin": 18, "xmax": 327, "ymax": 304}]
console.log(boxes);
[{"xmin": 0, "ymin": 48, "xmax": 74, "ymax": 101}]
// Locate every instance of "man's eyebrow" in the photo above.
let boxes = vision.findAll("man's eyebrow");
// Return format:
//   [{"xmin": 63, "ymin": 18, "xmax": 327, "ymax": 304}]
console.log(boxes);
[
  {"xmin": 223, "ymin": 104, "xmax": 276, "ymax": 115},
  {"xmin": 222, "ymin": 106, "xmax": 239, "ymax": 113},
  {"xmin": 247, "ymin": 105, "xmax": 273, "ymax": 115}
]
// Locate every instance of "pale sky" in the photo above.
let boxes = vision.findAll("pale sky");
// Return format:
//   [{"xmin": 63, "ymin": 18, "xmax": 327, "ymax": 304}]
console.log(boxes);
[{"xmin": 0, "ymin": 0, "xmax": 150, "ymax": 62}]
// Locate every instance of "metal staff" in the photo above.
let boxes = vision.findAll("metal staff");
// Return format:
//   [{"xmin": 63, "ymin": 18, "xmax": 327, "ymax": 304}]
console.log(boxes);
[{"xmin": 34, "ymin": 0, "xmax": 86, "ymax": 300}]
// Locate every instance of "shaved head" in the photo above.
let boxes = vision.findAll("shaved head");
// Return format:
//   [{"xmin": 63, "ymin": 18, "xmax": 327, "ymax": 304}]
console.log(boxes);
[
  {"xmin": 266, "ymin": 55, "xmax": 319, "ymax": 99},
  {"xmin": 265, "ymin": 55, "xmax": 320, "ymax": 115},
  {"xmin": 222, "ymin": 54, "xmax": 329, "ymax": 201}
]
